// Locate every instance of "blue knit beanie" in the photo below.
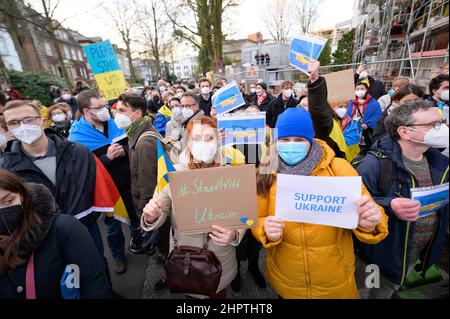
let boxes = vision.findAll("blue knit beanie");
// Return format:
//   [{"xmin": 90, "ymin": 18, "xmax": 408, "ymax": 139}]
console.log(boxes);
[{"xmin": 275, "ymin": 108, "xmax": 315, "ymax": 143}]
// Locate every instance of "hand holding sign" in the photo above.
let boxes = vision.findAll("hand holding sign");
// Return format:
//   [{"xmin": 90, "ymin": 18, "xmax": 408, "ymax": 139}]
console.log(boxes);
[
  {"xmin": 390, "ymin": 197, "xmax": 421, "ymax": 221},
  {"xmin": 357, "ymin": 195, "xmax": 383, "ymax": 229},
  {"xmin": 308, "ymin": 60, "xmax": 320, "ymax": 83},
  {"xmin": 209, "ymin": 225, "xmax": 237, "ymax": 246}
]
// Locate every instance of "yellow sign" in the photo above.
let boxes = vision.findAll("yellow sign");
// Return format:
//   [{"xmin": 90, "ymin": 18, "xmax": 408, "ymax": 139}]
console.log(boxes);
[{"xmin": 94, "ymin": 70, "xmax": 127, "ymax": 101}]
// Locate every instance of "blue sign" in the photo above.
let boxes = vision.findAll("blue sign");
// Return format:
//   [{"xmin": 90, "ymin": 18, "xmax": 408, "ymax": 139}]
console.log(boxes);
[
  {"xmin": 217, "ymin": 113, "xmax": 266, "ymax": 147},
  {"xmin": 411, "ymin": 183, "xmax": 449, "ymax": 217},
  {"xmin": 289, "ymin": 35, "xmax": 327, "ymax": 74},
  {"xmin": 83, "ymin": 40, "xmax": 121, "ymax": 75},
  {"xmin": 212, "ymin": 81, "xmax": 246, "ymax": 115}
]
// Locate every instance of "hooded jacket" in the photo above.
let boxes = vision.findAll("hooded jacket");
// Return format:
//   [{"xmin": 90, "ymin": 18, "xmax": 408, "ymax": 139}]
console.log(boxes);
[
  {"xmin": 0, "ymin": 183, "xmax": 111, "ymax": 299},
  {"xmin": 252, "ymin": 139, "xmax": 389, "ymax": 299},
  {"xmin": 354, "ymin": 135, "xmax": 449, "ymax": 286}
]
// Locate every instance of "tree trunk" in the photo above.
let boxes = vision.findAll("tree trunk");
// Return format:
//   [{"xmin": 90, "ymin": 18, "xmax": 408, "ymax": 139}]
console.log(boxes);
[
  {"xmin": 151, "ymin": 1, "xmax": 162, "ymax": 78},
  {"xmin": 125, "ymin": 41, "xmax": 137, "ymax": 83}
]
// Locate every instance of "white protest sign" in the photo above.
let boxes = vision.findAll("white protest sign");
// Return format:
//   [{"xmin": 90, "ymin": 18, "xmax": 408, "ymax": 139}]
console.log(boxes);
[{"xmin": 275, "ymin": 175, "xmax": 362, "ymax": 229}]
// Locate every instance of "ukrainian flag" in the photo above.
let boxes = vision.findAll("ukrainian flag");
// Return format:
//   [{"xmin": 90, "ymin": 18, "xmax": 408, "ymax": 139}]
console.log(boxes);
[{"xmin": 156, "ymin": 139, "xmax": 176, "ymax": 195}]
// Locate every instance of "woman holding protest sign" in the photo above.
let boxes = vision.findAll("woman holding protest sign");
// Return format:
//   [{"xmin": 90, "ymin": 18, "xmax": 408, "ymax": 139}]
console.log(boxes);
[
  {"xmin": 253, "ymin": 108, "xmax": 388, "ymax": 299},
  {"xmin": 141, "ymin": 116, "xmax": 246, "ymax": 299}
]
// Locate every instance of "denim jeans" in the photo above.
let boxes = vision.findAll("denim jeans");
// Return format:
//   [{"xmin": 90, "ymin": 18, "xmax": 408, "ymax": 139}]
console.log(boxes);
[{"xmin": 104, "ymin": 216, "xmax": 125, "ymax": 262}]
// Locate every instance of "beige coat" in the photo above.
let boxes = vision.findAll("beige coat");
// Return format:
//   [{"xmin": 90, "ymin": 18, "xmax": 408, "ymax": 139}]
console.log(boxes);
[{"xmin": 141, "ymin": 149, "xmax": 245, "ymax": 297}]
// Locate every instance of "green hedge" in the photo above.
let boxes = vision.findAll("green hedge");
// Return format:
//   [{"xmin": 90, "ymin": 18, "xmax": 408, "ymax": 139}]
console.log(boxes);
[{"xmin": 8, "ymin": 70, "xmax": 66, "ymax": 106}]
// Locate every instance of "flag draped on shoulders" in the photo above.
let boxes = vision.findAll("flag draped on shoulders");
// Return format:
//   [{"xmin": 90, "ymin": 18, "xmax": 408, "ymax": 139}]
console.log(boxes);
[
  {"xmin": 68, "ymin": 116, "xmax": 127, "ymax": 151},
  {"xmin": 156, "ymin": 139, "xmax": 176, "ymax": 195}
]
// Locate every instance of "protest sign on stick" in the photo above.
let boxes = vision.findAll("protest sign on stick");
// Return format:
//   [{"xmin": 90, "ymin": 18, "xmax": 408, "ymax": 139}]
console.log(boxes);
[{"xmin": 169, "ymin": 165, "xmax": 258, "ymax": 235}]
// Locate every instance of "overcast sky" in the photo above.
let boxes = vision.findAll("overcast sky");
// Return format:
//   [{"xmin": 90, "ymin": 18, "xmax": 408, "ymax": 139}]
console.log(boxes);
[{"xmin": 27, "ymin": 0, "xmax": 355, "ymax": 58}]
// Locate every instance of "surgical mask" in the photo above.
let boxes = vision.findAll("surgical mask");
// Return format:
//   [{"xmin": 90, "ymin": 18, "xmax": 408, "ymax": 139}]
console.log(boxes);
[
  {"xmin": 250, "ymin": 88, "xmax": 257, "ymax": 93},
  {"xmin": 283, "ymin": 89, "xmax": 293, "ymax": 98},
  {"xmin": 0, "ymin": 133, "xmax": 7, "ymax": 150},
  {"xmin": 201, "ymin": 87, "xmax": 210, "ymax": 95},
  {"xmin": 176, "ymin": 93, "xmax": 183, "ymax": 99},
  {"xmin": 0, "ymin": 205, "xmax": 25, "ymax": 236},
  {"xmin": 62, "ymin": 93, "xmax": 71, "ymax": 100},
  {"xmin": 92, "ymin": 107, "xmax": 111, "ymax": 122},
  {"xmin": 191, "ymin": 141, "xmax": 217, "ymax": 163},
  {"xmin": 355, "ymin": 90, "xmax": 367, "ymax": 98},
  {"xmin": 359, "ymin": 71, "xmax": 368, "ymax": 79},
  {"xmin": 409, "ymin": 125, "xmax": 449, "ymax": 148},
  {"xmin": 11, "ymin": 123, "xmax": 43, "ymax": 145},
  {"xmin": 52, "ymin": 113, "xmax": 66, "ymax": 123},
  {"xmin": 172, "ymin": 107, "xmax": 183, "ymax": 119},
  {"xmin": 159, "ymin": 86, "xmax": 167, "ymax": 92},
  {"xmin": 182, "ymin": 108, "xmax": 194, "ymax": 120},
  {"xmin": 388, "ymin": 88, "xmax": 395, "ymax": 97},
  {"xmin": 277, "ymin": 141, "xmax": 308, "ymax": 166},
  {"xmin": 114, "ymin": 113, "xmax": 132, "ymax": 129},
  {"xmin": 441, "ymin": 90, "xmax": 449, "ymax": 102},
  {"xmin": 335, "ymin": 107, "xmax": 347, "ymax": 119}
]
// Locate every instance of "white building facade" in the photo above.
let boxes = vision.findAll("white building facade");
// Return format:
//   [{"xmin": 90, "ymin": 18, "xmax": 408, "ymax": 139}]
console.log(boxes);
[{"xmin": 174, "ymin": 56, "xmax": 197, "ymax": 79}]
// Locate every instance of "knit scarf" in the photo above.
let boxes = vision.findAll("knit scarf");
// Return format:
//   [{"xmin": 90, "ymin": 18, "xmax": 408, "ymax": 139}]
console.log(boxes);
[
  {"xmin": 257, "ymin": 92, "xmax": 267, "ymax": 106},
  {"xmin": 278, "ymin": 141, "xmax": 323, "ymax": 176},
  {"xmin": 126, "ymin": 116, "xmax": 149, "ymax": 138}
]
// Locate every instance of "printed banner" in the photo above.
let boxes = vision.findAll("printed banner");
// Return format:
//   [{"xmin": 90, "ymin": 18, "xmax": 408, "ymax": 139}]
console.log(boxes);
[
  {"xmin": 217, "ymin": 113, "xmax": 266, "ymax": 147},
  {"xmin": 411, "ymin": 183, "xmax": 449, "ymax": 217},
  {"xmin": 275, "ymin": 175, "xmax": 362, "ymax": 229},
  {"xmin": 289, "ymin": 35, "xmax": 327, "ymax": 75},
  {"xmin": 212, "ymin": 81, "xmax": 246, "ymax": 115},
  {"xmin": 168, "ymin": 165, "xmax": 258, "ymax": 235}
]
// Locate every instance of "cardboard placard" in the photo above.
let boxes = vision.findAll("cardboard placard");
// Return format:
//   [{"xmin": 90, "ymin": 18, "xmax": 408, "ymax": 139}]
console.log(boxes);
[
  {"xmin": 169, "ymin": 165, "xmax": 258, "ymax": 235},
  {"xmin": 323, "ymin": 69, "xmax": 356, "ymax": 104}
]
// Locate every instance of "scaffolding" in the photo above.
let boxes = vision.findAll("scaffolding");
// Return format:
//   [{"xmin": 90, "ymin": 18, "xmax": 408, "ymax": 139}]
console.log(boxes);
[{"xmin": 352, "ymin": 0, "xmax": 449, "ymax": 90}]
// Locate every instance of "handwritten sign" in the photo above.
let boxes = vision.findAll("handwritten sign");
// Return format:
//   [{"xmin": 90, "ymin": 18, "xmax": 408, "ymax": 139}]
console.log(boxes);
[
  {"xmin": 275, "ymin": 175, "xmax": 362, "ymax": 229},
  {"xmin": 83, "ymin": 40, "xmax": 126, "ymax": 101},
  {"xmin": 212, "ymin": 81, "xmax": 246, "ymax": 115},
  {"xmin": 323, "ymin": 69, "xmax": 356, "ymax": 104},
  {"xmin": 168, "ymin": 165, "xmax": 258, "ymax": 235},
  {"xmin": 290, "ymin": 35, "xmax": 327, "ymax": 75},
  {"xmin": 411, "ymin": 183, "xmax": 449, "ymax": 217},
  {"xmin": 217, "ymin": 113, "xmax": 266, "ymax": 147}
]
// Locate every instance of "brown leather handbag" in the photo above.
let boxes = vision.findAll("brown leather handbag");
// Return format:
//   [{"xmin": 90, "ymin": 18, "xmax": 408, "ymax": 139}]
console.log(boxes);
[{"xmin": 164, "ymin": 233, "xmax": 222, "ymax": 297}]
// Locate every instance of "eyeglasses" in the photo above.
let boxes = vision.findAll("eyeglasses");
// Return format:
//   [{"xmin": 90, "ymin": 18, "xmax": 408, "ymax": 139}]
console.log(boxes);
[
  {"xmin": 6, "ymin": 117, "xmax": 42, "ymax": 128},
  {"xmin": 180, "ymin": 104, "xmax": 197, "ymax": 108},
  {"xmin": 405, "ymin": 120, "xmax": 446, "ymax": 130}
]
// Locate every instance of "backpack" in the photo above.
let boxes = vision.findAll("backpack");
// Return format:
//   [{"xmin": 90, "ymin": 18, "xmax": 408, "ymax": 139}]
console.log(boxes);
[{"xmin": 351, "ymin": 149, "xmax": 396, "ymax": 196}]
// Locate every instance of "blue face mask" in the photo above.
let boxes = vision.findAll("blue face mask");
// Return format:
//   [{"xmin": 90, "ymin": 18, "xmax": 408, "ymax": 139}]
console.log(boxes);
[
  {"xmin": 388, "ymin": 88, "xmax": 395, "ymax": 97},
  {"xmin": 277, "ymin": 142, "xmax": 308, "ymax": 166}
]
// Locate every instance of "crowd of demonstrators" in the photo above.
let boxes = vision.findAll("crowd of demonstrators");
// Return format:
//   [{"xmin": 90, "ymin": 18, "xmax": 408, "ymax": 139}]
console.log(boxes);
[
  {"xmin": 354, "ymin": 100, "xmax": 449, "ymax": 299},
  {"xmin": 0, "ymin": 64, "xmax": 449, "ymax": 300}
]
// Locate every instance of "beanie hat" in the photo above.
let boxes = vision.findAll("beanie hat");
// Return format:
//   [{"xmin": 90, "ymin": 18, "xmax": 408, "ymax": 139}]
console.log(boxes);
[
  {"xmin": 257, "ymin": 82, "xmax": 267, "ymax": 91},
  {"xmin": 275, "ymin": 108, "xmax": 315, "ymax": 143}
]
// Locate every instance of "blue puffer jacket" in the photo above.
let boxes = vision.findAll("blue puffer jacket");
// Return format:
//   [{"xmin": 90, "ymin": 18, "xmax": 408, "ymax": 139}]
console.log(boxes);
[{"xmin": 354, "ymin": 134, "xmax": 449, "ymax": 286}]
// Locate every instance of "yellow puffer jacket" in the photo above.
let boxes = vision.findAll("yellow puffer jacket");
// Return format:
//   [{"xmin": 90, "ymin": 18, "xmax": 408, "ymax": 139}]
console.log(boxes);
[{"xmin": 252, "ymin": 139, "xmax": 388, "ymax": 299}]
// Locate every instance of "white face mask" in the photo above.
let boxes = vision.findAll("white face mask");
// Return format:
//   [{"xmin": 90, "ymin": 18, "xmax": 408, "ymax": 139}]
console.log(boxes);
[
  {"xmin": 355, "ymin": 90, "xmax": 367, "ymax": 98},
  {"xmin": 440, "ymin": 90, "xmax": 449, "ymax": 102},
  {"xmin": 159, "ymin": 86, "xmax": 167, "ymax": 92},
  {"xmin": 176, "ymin": 93, "xmax": 183, "ymax": 99},
  {"xmin": 0, "ymin": 134, "xmax": 7, "ymax": 150},
  {"xmin": 114, "ymin": 113, "xmax": 132, "ymax": 129},
  {"xmin": 191, "ymin": 141, "xmax": 217, "ymax": 163},
  {"xmin": 92, "ymin": 107, "xmax": 111, "ymax": 122},
  {"xmin": 182, "ymin": 108, "xmax": 194, "ymax": 121},
  {"xmin": 201, "ymin": 87, "xmax": 210, "ymax": 95},
  {"xmin": 52, "ymin": 114, "xmax": 66, "ymax": 123},
  {"xmin": 359, "ymin": 71, "xmax": 368, "ymax": 79},
  {"xmin": 62, "ymin": 93, "xmax": 71, "ymax": 100},
  {"xmin": 409, "ymin": 124, "xmax": 449, "ymax": 148},
  {"xmin": 250, "ymin": 88, "xmax": 257, "ymax": 93},
  {"xmin": 172, "ymin": 107, "xmax": 183, "ymax": 119},
  {"xmin": 335, "ymin": 107, "xmax": 347, "ymax": 119},
  {"xmin": 11, "ymin": 123, "xmax": 43, "ymax": 145},
  {"xmin": 283, "ymin": 89, "xmax": 293, "ymax": 98}
]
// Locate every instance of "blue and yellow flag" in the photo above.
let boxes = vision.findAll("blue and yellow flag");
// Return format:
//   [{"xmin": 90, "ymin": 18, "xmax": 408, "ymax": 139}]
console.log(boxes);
[{"xmin": 156, "ymin": 139, "xmax": 176, "ymax": 195}]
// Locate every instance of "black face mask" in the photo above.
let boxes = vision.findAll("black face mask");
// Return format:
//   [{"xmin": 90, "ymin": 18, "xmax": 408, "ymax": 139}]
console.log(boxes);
[
  {"xmin": 0, "ymin": 205, "xmax": 25, "ymax": 236},
  {"xmin": 153, "ymin": 96, "xmax": 160, "ymax": 103}
]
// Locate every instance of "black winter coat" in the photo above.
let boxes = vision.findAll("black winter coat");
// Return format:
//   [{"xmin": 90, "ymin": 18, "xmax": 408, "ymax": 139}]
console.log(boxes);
[{"xmin": 265, "ymin": 94, "xmax": 297, "ymax": 128}]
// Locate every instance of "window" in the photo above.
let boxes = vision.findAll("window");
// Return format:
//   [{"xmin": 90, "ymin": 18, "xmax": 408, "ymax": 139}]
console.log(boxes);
[
  {"xmin": 78, "ymin": 49, "xmax": 84, "ymax": 61},
  {"xmin": 0, "ymin": 36, "xmax": 8, "ymax": 55},
  {"xmin": 63, "ymin": 45, "xmax": 70, "ymax": 59},
  {"xmin": 44, "ymin": 41, "xmax": 53, "ymax": 56},
  {"xmin": 71, "ymin": 48, "xmax": 77, "ymax": 60}
]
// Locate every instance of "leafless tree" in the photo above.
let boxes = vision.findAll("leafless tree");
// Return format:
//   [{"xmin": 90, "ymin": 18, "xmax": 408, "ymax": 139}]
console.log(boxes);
[
  {"xmin": 295, "ymin": 0, "xmax": 319, "ymax": 34},
  {"xmin": 261, "ymin": 0, "xmax": 292, "ymax": 44}
]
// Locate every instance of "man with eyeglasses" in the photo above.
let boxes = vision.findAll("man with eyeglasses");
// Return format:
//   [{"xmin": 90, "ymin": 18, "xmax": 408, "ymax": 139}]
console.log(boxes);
[
  {"xmin": 68, "ymin": 90, "xmax": 145, "ymax": 276},
  {"xmin": 353, "ymin": 100, "xmax": 449, "ymax": 299}
]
